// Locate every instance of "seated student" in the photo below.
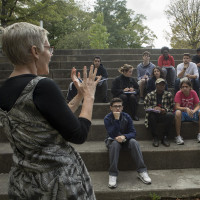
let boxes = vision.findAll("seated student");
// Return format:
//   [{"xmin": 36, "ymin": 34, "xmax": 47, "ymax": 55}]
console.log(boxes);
[
  {"xmin": 192, "ymin": 47, "xmax": 200, "ymax": 78},
  {"xmin": 93, "ymin": 56, "xmax": 109, "ymax": 103},
  {"xmin": 144, "ymin": 78, "xmax": 174, "ymax": 147},
  {"xmin": 111, "ymin": 64, "xmax": 139, "ymax": 121},
  {"xmin": 137, "ymin": 51, "xmax": 155, "ymax": 103},
  {"xmin": 158, "ymin": 46, "xmax": 176, "ymax": 87},
  {"xmin": 104, "ymin": 97, "xmax": 151, "ymax": 189},
  {"xmin": 146, "ymin": 66, "xmax": 168, "ymax": 93},
  {"xmin": 66, "ymin": 56, "xmax": 108, "ymax": 103},
  {"xmin": 175, "ymin": 53, "xmax": 199, "ymax": 95},
  {"xmin": 174, "ymin": 79, "xmax": 200, "ymax": 145}
]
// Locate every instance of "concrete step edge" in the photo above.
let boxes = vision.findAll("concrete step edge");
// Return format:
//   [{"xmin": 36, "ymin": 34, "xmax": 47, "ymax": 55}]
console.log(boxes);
[{"xmin": 1, "ymin": 168, "xmax": 200, "ymax": 199}]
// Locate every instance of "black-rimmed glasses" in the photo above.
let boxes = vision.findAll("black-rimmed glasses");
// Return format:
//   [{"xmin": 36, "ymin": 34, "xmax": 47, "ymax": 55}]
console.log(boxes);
[{"xmin": 112, "ymin": 105, "xmax": 122, "ymax": 108}]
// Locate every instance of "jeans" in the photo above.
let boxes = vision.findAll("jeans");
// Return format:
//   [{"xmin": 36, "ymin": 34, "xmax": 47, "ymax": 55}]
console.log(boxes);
[
  {"xmin": 106, "ymin": 138, "xmax": 147, "ymax": 176},
  {"xmin": 162, "ymin": 67, "xmax": 176, "ymax": 87}
]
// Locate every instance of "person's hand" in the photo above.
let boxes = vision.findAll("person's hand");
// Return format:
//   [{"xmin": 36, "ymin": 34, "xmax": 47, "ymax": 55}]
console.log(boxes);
[
  {"xmin": 115, "ymin": 135, "xmax": 126, "ymax": 143},
  {"xmin": 186, "ymin": 107, "xmax": 193, "ymax": 118},
  {"xmin": 129, "ymin": 87, "xmax": 134, "ymax": 92},
  {"xmin": 124, "ymin": 88, "xmax": 130, "ymax": 92},
  {"xmin": 185, "ymin": 74, "xmax": 191, "ymax": 78},
  {"xmin": 71, "ymin": 67, "xmax": 83, "ymax": 95},
  {"xmin": 81, "ymin": 65, "xmax": 101, "ymax": 99},
  {"xmin": 154, "ymin": 106, "xmax": 162, "ymax": 111},
  {"xmin": 161, "ymin": 108, "xmax": 166, "ymax": 114}
]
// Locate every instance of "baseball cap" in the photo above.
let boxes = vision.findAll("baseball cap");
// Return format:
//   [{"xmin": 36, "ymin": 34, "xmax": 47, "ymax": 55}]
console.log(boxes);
[{"xmin": 155, "ymin": 78, "xmax": 166, "ymax": 84}]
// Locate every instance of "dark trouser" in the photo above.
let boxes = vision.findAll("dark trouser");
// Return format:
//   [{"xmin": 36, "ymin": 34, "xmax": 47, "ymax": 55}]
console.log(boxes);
[
  {"xmin": 162, "ymin": 67, "xmax": 176, "ymax": 87},
  {"xmin": 106, "ymin": 138, "xmax": 147, "ymax": 176},
  {"xmin": 175, "ymin": 78, "xmax": 200, "ymax": 96},
  {"xmin": 95, "ymin": 80, "xmax": 108, "ymax": 102},
  {"xmin": 118, "ymin": 93, "xmax": 138, "ymax": 118},
  {"xmin": 148, "ymin": 112, "xmax": 174, "ymax": 138}
]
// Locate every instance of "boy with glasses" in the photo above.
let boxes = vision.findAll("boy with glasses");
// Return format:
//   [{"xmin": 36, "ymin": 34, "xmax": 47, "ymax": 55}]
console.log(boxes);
[
  {"xmin": 174, "ymin": 79, "xmax": 200, "ymax": 145},
  {"xmin": 104, "ymin": 98, "xmax": 151, "ymax": 189}
]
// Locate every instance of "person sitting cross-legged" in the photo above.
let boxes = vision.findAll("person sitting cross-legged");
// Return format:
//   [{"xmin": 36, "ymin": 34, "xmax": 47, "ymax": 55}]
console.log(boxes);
[
  {"xmin": 104, "ymin": 97, "xmax": 151, "ymax": 189},
  {"xmin": 174, "ymin": 79, "xmax": 200, "ymax": 145},
  {"xmin": 144, "ymin": 78, "xmax": 174, "ymax": 147},
  {"xmin": 175, "ymin": 53, "xmax": 199, "ymax": 96}
]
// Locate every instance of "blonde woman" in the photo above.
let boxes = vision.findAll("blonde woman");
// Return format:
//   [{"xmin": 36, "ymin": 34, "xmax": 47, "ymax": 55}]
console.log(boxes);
[{"xmin": 111, "ymin": 64, "xmax": 139, "ymax": 121}]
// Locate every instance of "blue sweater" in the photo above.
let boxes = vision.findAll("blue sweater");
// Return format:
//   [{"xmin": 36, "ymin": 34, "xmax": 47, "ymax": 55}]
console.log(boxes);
[{"xmin": 104, "ymin": 112, "xmax": 136, "ymax": 140}]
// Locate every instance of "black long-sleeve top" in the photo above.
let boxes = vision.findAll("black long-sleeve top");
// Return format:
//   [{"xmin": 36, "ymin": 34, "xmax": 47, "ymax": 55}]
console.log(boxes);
[
  {"xmin": 111, "ymin": 74, "xmax": 139, "ymax": 97},
  {"xmin": 96, "ymin": 64, "xmax": 108, "ymax": 78},
  {"xmin": 0, "ymin": 74, "xmax": 91, "ymax": 144}
]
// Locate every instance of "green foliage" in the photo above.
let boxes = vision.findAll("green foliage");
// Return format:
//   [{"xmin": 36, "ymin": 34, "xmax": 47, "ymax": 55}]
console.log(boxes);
[
  {"xmin": 165, "ymin": 0, "xmax": 200, "ymax": 49},
  {"xmin": 94, "ymin": 0, "xmax": 156, "ymax": 48},
  {"xmin": 88, "ymin": 13, "xmax": 110, "ymax": 49},
  {"xmin": 0, "ymin": 0, "xmax": 157, "ymax": 49},
  {"xmin": 149, "ymin": 193, "xmax": 161, "ymax": 200}
]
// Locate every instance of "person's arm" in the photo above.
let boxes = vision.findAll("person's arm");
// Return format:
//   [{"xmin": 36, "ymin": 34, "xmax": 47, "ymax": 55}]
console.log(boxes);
[
  {"xmin": 163, "ymin": 93, "xmax": 174, "ymax": 112},
  {"xmin": 158, "ymin": 56, "xmax": 163, "ymax": 67},
  {"xmin": 123, "ymin": 114, "xmax": 136, "ymax": 139},
  {"xmin": 177, "ymin": 64, "xmax": 185, "ymax": 78},
  {"xmin": 137, "ymin": 65, "xmax": 142, "ymax": 81},
  {"xmin": 34, "ymin": 66, "xmax": 100, "ymax": 144},
  {"xmin": 104, "ymin": 114, "xmax": 121, "ymax": 139},
  {"xmin": 111, "ymin": 77, "xmax": 123, "ymax": 96},
  {"xmin": 170, "ymin": 55, "xmax": 175, "ymax": 67},
  {"xmin": 144, "ymin": 93, "xmax": 154, "ymax": 110},
  {"xmin": 101, "ymin": 66, "xmax": 108, "ymax": 78},
  {"xmin": 175, "ymin": 102, "xmax": 187, "ymax": 112}
]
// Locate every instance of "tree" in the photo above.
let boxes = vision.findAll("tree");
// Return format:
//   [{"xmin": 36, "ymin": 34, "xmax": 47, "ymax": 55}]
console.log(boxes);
[
  {"xmin": 88, "ymin": 13, "xmax": 110, "ymax": 49},
  {"xmin": 165, "ymin": 0, "xmax": 200, "ymax": 49},
  {"xmin": 94, "ymin": 0, "xmax": 156, "ymax": 48}
]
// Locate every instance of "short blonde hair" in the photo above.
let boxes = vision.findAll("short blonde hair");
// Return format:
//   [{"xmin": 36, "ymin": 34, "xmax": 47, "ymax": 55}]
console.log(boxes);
[
  {"xmin": 118, "ymin": 64, "xmax": 133, "ymax": 74},
  {"xmin": 1, "ymin": 22, "xmax": 48, "ymax": 65}
]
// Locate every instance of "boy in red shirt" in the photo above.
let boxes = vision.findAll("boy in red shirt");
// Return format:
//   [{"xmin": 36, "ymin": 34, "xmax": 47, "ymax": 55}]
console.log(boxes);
[{"xmin": 174, "ymin": 79, "xmax": 200, "ymax": 144}]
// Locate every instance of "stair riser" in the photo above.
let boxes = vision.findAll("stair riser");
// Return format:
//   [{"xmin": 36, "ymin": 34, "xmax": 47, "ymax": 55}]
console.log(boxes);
[
  {"xmin": 1, "ymin": 149, "xmax": 200, "ymax": 173},
  {"xmin": 0, "ymin": 122, "xmax": 199, "ymax": 142}
]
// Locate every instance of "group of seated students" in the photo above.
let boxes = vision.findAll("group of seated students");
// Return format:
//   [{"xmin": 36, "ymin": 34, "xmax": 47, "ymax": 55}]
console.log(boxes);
[{"xmin": 103, "ymin": 48, "xmax": 200, "ymax": 189}]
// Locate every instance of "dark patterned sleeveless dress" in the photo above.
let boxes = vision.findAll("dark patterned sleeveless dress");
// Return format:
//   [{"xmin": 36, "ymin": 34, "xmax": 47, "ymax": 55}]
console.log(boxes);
[{"xmin": 0, "ymin": 77, "xmax": 96, "ymax": 200}]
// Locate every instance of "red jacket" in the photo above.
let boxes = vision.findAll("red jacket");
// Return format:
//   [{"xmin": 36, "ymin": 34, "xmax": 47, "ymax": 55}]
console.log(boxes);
[{"xmin": 158, "ymin": 54, "xmax": 175, "ymax": 67}]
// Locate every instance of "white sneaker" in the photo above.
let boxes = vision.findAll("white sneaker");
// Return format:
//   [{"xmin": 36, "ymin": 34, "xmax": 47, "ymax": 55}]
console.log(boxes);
[
  {"xmin": 175, "ymin": 136, "xmax": 184, "ymax": 145},
  {"xmin": 138, "ymin": 171, "xmax": 151, "ymax": 184},
  {"xmin": 108, "ymin": 175, "xmax": 117, "ymax": 188},
  {"xmin": 197, "ymin": 133, "xmax": 200, "ymax": 143}
]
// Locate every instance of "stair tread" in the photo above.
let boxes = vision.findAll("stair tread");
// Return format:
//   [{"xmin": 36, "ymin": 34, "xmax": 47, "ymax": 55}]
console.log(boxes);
[
  {"xmin": 1, "ymin": 168, "xmax": 200, "ymax": 198},
  {"xmin": 1, "ymin": 139, "xmax": 200, "ymax": 155}
]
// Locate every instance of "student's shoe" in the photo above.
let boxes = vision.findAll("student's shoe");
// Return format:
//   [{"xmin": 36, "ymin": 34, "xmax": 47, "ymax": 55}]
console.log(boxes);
[
  {"xmin": 175, "ymin": 136, "xmax": 184, "ymax": 145},
  {"xmin": 139, "ymin": 97, "xmax": 144, "ymax": 103},
  {"xmin": 197, "ymin": 133, "xmax": 200, "ymax": 143},
  {"xmin": 108, "ymin": 175, "xmax": 117, "ymax": 188},
  {"xmin": 152, "ymin": 137, "xmax": 159, "ymax": 147},
  {"xmin": 132, "ymin": 116, "xmax": 139, "ymax": 121},
  {"xmin": 161, "ymin": 136, "xmax": 170, "ymax": 147},
  {"xmin": 138, "ymin": 171, "xmax": 151, "ymax": 184}
]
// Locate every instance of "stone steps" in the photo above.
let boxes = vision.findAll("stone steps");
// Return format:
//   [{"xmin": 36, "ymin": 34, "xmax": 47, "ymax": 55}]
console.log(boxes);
[
  {"xmin": 0, "ymin": 48, "xmax": 199, "ymax": 199},
  {"xmin": 1, "ymin": 168, "xmax": 200, "ymax": 200},
  {"xmin": 1, "ymin": 140, "xmax": 200, "ymax": 173}
]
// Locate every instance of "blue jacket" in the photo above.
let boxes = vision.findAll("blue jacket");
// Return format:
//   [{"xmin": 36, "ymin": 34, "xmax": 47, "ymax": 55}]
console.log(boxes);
[{"xmin": 104, "ymin": 112, "xmax": 136, "ymax": 140}]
